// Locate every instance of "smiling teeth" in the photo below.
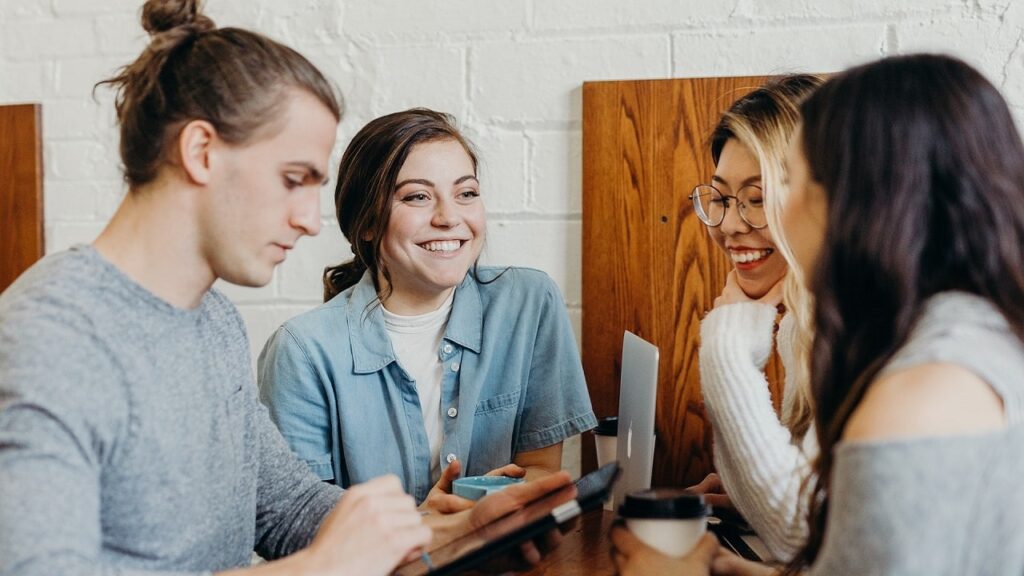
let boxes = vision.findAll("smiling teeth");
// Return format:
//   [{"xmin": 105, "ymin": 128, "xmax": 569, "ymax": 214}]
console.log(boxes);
[
  {"xmin": 423, "ymin": 240, "xmax": 461, "ymax": 252},
  {"xmin": 730, "ymin": 249, "xmax": 772, "ymax": 263}
]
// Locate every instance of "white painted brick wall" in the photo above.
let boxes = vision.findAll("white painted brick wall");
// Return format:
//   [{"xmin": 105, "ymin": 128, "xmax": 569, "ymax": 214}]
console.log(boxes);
[
  {"xmin": 471, "ymin": 36, "xmax": 669, "ymax": 124},
  {"xmin": 673, "ymin": 23, "xmax": 888, "ymax": 76},
  {"xmin": 4, "ymin": 0, "xmax": 1024, "ymax": 477},
  {"xmin": 464, "ymin": 125, "xmax": 529, "ymax": 214},
  {"xmin": 354, "ymin": 43, "xmax": 467, "ymax": 118}
]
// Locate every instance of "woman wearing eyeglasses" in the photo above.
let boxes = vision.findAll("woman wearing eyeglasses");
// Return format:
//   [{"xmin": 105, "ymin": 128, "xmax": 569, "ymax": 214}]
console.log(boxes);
[{"xmin": 680, "ymin": 75, "xmax": 823, "ymax": 562}]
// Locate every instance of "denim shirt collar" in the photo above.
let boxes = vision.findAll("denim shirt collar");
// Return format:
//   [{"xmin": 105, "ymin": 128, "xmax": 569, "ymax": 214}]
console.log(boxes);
[{"xmin": 347, "ymin": 271, "xmax": 483, "ymax": 374}]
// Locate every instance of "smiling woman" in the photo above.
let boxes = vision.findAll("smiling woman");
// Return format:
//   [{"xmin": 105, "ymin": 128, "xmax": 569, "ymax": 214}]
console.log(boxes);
[
  {"xmin": 379, "ymin": 139, "xmax": 486, "ymax": 314},
  {"xmin": 257, "ymin": 108, "xmax": 597, "ymax": 511},
  {"xmin": 685, "ymin": 74, "xmax": 824, "ymax": 562},
  {"xmin": 701, "ymin": 139, "xmax": 786, "ymax": 296}
]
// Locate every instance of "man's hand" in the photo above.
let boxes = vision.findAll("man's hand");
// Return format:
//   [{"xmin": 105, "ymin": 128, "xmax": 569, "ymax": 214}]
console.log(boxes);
[
  {"xmin": 470, "ymin": 471, "xmax": 575, "ymax": 571},
  {"xmin": 300, "ymin": 475, "xmax": 431, "ymax": 576},
  {"xmin": 468, "ymin": 470, "xmax": 572, "ymax": 532},
  {"xmin": 423, "ymin": 470, "xmax": 575, "ymax": 572}
]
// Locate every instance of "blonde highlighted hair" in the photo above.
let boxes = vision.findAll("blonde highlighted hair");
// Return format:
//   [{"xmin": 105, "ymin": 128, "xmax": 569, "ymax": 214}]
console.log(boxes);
[{"xmin": 709, "ymin": 74, "xmax": 824, "ymax": 440}]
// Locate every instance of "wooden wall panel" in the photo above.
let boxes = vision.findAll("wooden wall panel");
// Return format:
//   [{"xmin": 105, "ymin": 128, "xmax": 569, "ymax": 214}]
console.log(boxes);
[
  {"xmin": 0, "ymin": 104, "xmax": 44, "ymax": 294},
  {"xmin": 582, "ymin": 77, "xmax": 785, "ymax": 487}
]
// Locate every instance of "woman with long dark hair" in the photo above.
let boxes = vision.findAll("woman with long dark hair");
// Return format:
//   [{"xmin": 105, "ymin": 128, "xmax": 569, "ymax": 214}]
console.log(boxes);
[
  {"xmin": 612, "ymin": 53, "xmax": 1024, "ymax": 576},
  {"xmin": 781, "ymin": 52, "xmax": 1024, "ymax": 575},
  {"xmin": 258, "ymin": 108, "xmax": 597, "ymax": 511}
]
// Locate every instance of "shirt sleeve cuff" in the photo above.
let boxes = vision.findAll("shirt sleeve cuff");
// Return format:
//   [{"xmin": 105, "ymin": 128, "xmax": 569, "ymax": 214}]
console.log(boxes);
[{"xmin": 517, "ymin": 411, "xmax": 598, "ymax": 452}]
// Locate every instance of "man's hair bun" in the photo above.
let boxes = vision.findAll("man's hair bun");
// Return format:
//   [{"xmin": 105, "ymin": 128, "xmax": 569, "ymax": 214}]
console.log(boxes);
[{"xmin": 141, "ymin": 0, "xmax": 214, "ymax": 36}]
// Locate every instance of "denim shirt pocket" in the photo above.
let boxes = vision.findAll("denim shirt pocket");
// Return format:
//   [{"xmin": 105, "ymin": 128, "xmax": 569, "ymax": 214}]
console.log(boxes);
[
  {"xmin": 470, "ymin": 389, "xmax": 521, "ymax": 472},
  {"xmin": 474, "ymin": 389, "xmax": 521, "ymax": 415}
]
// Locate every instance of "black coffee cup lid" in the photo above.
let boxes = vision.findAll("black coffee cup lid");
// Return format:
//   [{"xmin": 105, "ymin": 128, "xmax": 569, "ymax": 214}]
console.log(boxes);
[
  {"xmin": 618, "ymin": 489, "xmax": 709, "ymax": 520},
  {"xmin": 594, "ymin": 416, "xmax": 618, "ymax": 436}
]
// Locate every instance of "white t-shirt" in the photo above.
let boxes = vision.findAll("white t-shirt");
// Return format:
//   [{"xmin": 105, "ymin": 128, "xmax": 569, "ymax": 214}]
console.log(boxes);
[{"xmin": 382, "ymin": 290, "xmax": 455, "ymax": 483}]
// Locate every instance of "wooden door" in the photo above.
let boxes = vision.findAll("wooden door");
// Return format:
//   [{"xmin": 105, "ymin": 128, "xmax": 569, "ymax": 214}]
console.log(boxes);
[
  {"xmin": 581, "ymin": 77, "xmax": 785, "ymax": 487},
  {"xmin": 0, "ymin": 104, "xmax": 44, "ymax": 293}
]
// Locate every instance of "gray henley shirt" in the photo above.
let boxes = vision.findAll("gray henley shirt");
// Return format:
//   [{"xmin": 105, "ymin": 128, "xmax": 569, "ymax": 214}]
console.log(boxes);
[{"xmin": 0, "ymin": 245, "xmax": 342, "ymax": 576}]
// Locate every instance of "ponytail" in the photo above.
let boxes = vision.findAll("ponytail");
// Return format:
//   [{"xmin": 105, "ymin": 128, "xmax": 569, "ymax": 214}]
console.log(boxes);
[{"xmin": 323, "ymin": 260, "xmax": 368, "ymax": 302}]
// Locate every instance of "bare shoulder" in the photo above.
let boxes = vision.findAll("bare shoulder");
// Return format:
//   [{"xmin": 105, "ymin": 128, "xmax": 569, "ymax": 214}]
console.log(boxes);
[{"xmin": 843, "ymin": 363, "xmax": 1006, "ymax": 442}]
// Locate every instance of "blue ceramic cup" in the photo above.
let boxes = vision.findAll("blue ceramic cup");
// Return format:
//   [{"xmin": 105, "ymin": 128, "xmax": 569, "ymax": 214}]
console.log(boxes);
[{"xmin": 452, "ymin": 475, "xmax": 525, "ymax": 501}]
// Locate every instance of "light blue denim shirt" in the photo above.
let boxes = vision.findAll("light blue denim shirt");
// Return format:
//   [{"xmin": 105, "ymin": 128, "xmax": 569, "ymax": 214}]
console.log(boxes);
[{"xmin": 257, "ymin": 266, "xmax": 597, "ymax": 503}]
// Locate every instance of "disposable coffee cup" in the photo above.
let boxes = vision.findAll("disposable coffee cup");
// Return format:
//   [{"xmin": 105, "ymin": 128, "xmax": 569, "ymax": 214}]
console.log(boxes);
[
  {"xmin": 618, "ymin": 489, "xmax": 709, "ymax": 557},
  {"xmin": 592, "ymin": 416, "xmax": 618, "ymax": 468}
]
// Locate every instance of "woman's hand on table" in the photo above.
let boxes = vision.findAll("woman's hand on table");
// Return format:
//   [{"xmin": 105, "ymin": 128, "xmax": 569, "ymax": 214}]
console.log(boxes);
[{"xmin": 687, "ymin": 472, "xmax": 734, "ymax": 511}]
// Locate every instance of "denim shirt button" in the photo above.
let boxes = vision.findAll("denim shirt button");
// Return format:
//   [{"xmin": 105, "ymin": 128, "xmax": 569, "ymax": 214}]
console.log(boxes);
[
  {"xmin": 447, "ymin": 407, "xmax": 458, "ymax": 418},
  {"xmin": 443, "ymin": 344, "xmax": 453, "ymax": 354},
  {"xmin": 451, "ymin": 361, "xmax": 460, "ymax": 372},
  {"xmin": 446, "ymin": 453, "xmax": 457, "ymax": 464}
]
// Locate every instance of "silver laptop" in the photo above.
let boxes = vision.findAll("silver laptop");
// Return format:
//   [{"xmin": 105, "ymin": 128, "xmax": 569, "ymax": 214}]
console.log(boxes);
[{"xmin": 611, "ymin": 330, "xmax": 659, "ymax": 508}]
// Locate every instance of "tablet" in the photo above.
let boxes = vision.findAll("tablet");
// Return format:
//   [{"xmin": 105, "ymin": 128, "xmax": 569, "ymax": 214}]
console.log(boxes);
[{"xmin": 394, "ymin": 463, "xmax": 620, "ymax": 576}]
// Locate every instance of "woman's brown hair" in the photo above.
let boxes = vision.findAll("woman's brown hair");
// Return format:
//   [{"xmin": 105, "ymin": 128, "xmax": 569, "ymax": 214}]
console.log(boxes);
[
  {"xmin": 97, "ymin": 0, "xmax": 341, "ymax": 188},
  {"xmin": 323, "ymin": 108, "xmax": 479, "ymax": 302},
  {"xmin": 785, "ymin": 54, "xmax": 1024, "ymax": 572}
]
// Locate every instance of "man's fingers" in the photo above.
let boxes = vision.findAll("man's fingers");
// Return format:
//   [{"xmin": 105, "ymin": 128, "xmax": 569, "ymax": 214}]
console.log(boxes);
[
  {"xmin": 347, "ymin": 493, "xmax": 424, "ymax": 529},
  {"xmin": 519, "ymin": 540, "xmax": 542, "ymax": 565},
  {"xmin": 389, "ymin": 524, "xmax": 433, "ymax": 561},
  {"xmin": 470, "ymin": 471, "xmax": 574, "ymax": 532},
  {"xmin": 504, "ymin": 470, "xmax": 572, "ymax": 504}
]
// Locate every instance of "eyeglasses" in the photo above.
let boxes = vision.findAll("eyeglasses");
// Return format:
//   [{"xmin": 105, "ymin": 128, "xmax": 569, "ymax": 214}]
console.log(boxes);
[{"xmin": 688, "ymin": 184, "xmax": 767, "ymax": 229}]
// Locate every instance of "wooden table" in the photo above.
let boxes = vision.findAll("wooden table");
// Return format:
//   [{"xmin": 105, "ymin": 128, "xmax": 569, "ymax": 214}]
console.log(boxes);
[{"xmin": 522, "ymin": 508, "xmax": 615, "ymax": 575}]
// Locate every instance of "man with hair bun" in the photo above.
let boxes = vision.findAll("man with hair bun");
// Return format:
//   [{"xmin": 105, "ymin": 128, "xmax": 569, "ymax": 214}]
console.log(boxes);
[{"xmin": 0, "ymin": 1, "xmax": 570, "ymax": 575}]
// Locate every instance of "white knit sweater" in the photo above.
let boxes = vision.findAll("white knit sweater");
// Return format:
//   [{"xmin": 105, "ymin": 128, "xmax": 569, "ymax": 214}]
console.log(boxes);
[{"xmin": 699, "ymin": 302, "xmax": 817, "ymax": 561}]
